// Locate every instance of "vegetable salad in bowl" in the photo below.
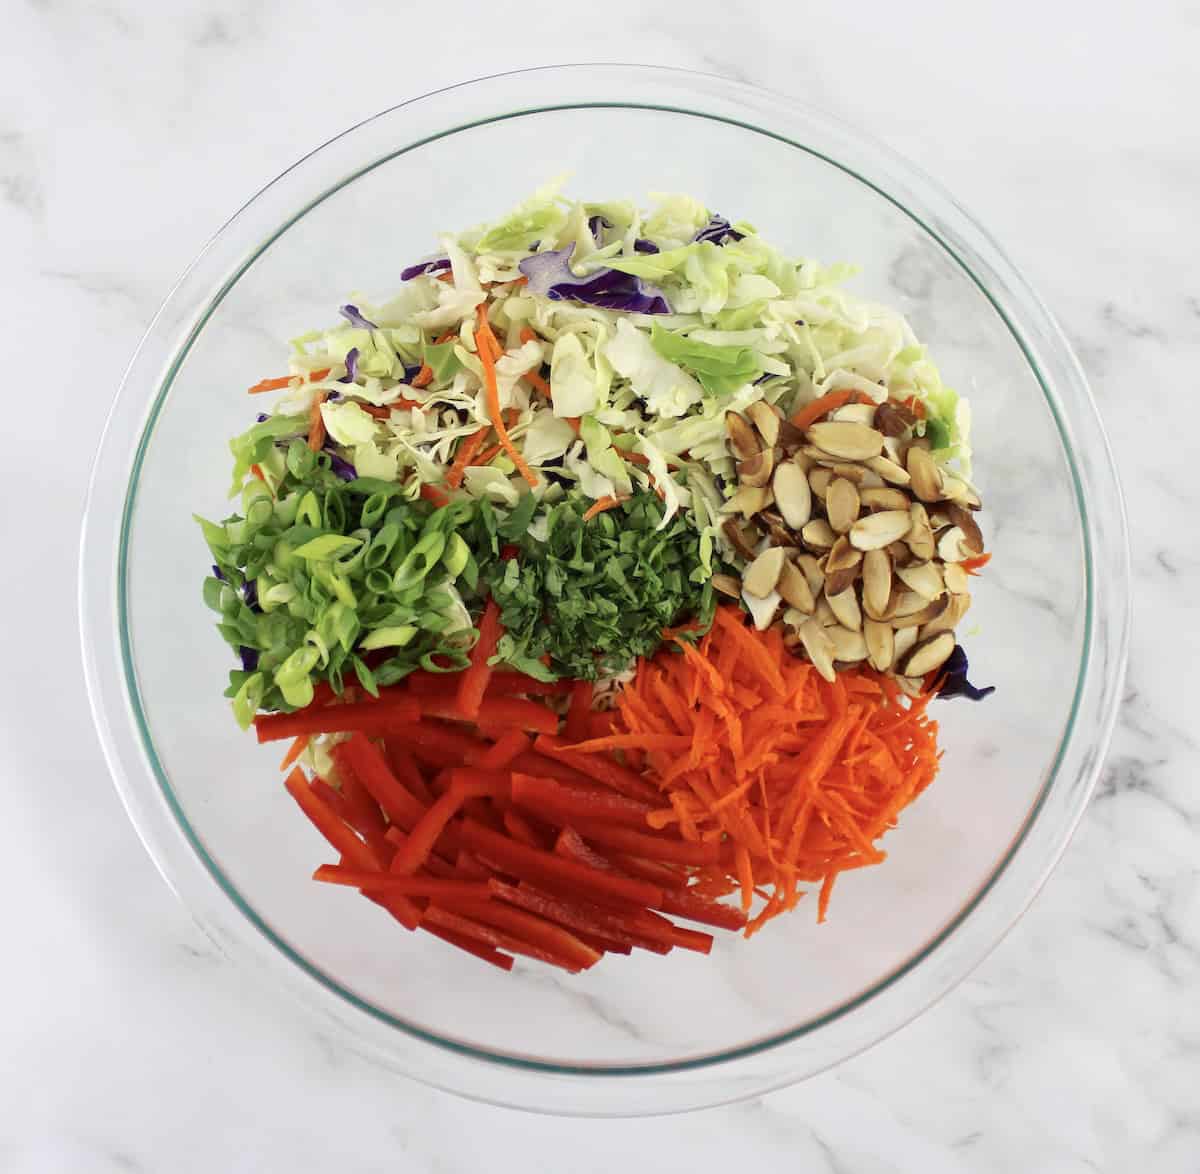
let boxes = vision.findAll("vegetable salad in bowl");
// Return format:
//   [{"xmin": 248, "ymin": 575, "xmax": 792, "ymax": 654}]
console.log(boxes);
[{"xmin": 197, "ymin": 183, "xmax": 994, "ymax": 974}]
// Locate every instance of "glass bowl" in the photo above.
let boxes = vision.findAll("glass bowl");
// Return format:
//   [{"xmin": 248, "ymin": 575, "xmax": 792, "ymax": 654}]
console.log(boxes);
[{"xmin": 79, "ymin": 64, "xmax": 1130, "ymax": 1116}]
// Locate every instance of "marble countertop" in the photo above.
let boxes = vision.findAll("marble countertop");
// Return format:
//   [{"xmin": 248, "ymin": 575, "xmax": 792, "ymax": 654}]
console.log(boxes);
[{"xmin": 5, "ymin": 0, "xmax": 1196, "ymax": 1169}]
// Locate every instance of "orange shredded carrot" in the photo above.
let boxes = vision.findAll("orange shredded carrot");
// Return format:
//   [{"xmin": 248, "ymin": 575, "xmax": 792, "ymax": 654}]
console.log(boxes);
[
  {"xmin": 960, "ymin": 551, "xmax": 992, "ymax": 575},
  {"xmin": 789, "ymin": 389, "xmax": 866, "ymax": 430},
  {"xmin": 604, "ymin": 606, "xmax": 941, "ymax": 933},
  {"xmin": 901, "ymin": 394, "xmax": 926, "ymax": 419},
  {"xmin": 248, "ymin": 368, "xmax": 330, "ymax": 395},
  {"xmin": 475, "ymin": 305, "xmax": 537, "ymax": 489},
  {"xmin": 523, "ymin": 369, "xmax": 553, "ymax": 398},
  {"xmin": 581, "ymin": 495, "xmax": 627, "ymax": 522},
  {"xmin": 308, "ymin": 393, "xmax": 326, "ymax": 452},
  {"xmin": 279, "ymin": 735, "xmax": 308, "ymax": 772},
  {"xmin": 446, "ymin": 426, "xmax": 490, "ymax": 489},
  {"xmin": 473, "ymin": 443, "xmax": 502, "ymax": 466},
  {"xmin": 518, "ymin": 327, "xmax": 539, "ymax": 344},
  {"xmin": 412, "ymin": 365, "xmax": 434, "ymax": 389}
]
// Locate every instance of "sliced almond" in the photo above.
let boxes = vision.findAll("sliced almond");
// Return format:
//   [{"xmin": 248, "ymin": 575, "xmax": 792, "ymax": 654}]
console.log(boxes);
[
  {"xmin": 943, "ymin": 562, "xmax": 970, "ymax": 595},
  {"xmin": 906, "ymin": 445, "xmax": 943, "ymax": 502},
  {"xmin": 886, "ymin": 539, "xmax": 913, "ymax": 566},
  {"xmin": 891, "ymin": 596, "xmax": 947, "ymax": 630},
  {"xmin": 920, "ymin": 591, "xmax": 970, "ymax": 639},
  {"xmin": 826, "ymin": 585, "xmax": 863, "ymax": 631},
  {"xmin": 892, "ymin": 625, "xmax": 918, "ymax": 668},
  {"xmin": 831, "ymin": 402, "xmax": 877, "ymax": 426},
  {"xmin": 743, "ymin": 547, "xmax": 787, "ymax": 598},
  {"xmin": 862, "ymin": 549, "xmax": 893, "ymax": 619},
  {"xmin": 864, "ymin": 618, "xmax": 894, "ymax": 672},
  {"xmin": 901, "ymin": 631, "xmax": 956, "ymax": 677},
  {"xmin": 806, "ymin": 420, "xmax": 884, "ymax": 462},
  {"xmin": 721, "ymin": 485, "xmax": 773, "ymax": 519},
  {"xmin": 896, "ymin": 560, "xmax": 944, "ymax": 600},
  {"xmin": 814, "ymin": 596, "xmax": 839, "ymax": 629},
  {"xmin": 777, "ymin": 559, "xmax": 815, "ymax": 612},
  {"xmin": 722, "ymin": 518, "xmax": 760, "ymax": 561},
  {"xmin": 866, "ymin": 454, "xmax": 911, "ymax": 486},
  {"xmin": 825, "ymin": 477, "xmax": 861, "ymax": 534},
  {"xmin": 808, "ymin": 467, "xmax": 833, "ymax": 500},
  {"xmin": 849, "ymin": 509, "xmax": 911, "ymax": 551},
  {"xmin": 801, "ymin": 519, "xmax": 836, "ymax": 551},
  {"xmin": 947, "ymin": 505, "xmax": 984, "ymax": 555},
  {"xmin": 737, "ymin": 448, "xmax": 775, "ymax": 488},
  {"xmin": 937, "ymin": 525, "xmax": 970, "ymax": 563},
  {"xmin": 795, "ymin": 553, "xmax": 825, "ymax": 599},
  {"xmin": 771, "ymin": 461, "xmax": 812, "ymax": 530},
  {"xmin": 828, "ymin": 626, "xmax": 868, "ymax": 663},
  {"xmin": 894, "ymin": 675, "xmax": 925, "ymax": 698},
  {"xmin": 824, "ymin": 560, "xmax": 862, "ymax": 597},
  {"xmin": 891, "ymin": 589, "xmax": 932, "ymax": 618},
  {"xmin": 797, "ymin": 618, "xmax": 837, "ymax": 682},
  {"xmin": 874, "ymin": 401, "xmax": 916, "ymax": 437},
  {"xmin": 747, "ymin": 400, "xmax": 782, "ymax": 448},
  {"xmin": 777, "ymin": 419, "xmax": 806, "ymax": 455},
  {"xmin": 905, "ymin": 502, "xmax": 936, "ymax": 561},
  {"xmin": 758, "ymin": 510, "xmax": 798, "ymax": 548},
  {"xmin": 742, "ymin": 587, "xmax": 781, "ymax": 632},
  {"xmin": 941, "ymin": 474, "xmax": 977, "ymax": 509},
  {"xmin": 825, "ymin": 535, "xmax": 862, "ymax": 574},
  {"xmin": 711, "ymin": 573, "xmax": 742, "ymax": 598},
  {"xmin": 726, "ymin": 411, "xmax": 761, "ymax": 460},
  {"xmin": 859, "ymin": 487, "xmax": 910, "ymax": 512}
]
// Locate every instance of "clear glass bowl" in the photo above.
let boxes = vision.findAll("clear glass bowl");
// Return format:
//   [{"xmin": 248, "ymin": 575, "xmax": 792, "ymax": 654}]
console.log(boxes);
[{"xmin": 79, "ymin": 65, "xmax": 1130, "ymax": 1115}]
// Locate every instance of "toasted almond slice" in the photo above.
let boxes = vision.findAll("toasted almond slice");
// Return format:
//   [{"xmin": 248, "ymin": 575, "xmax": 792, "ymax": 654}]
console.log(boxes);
[
  {"xmin": 783, "ymin": 606, "xmax": 809, "ymax": 629},
  {"xmin": 894, "ymin": 675, "xmax": 925, "ymax": 698},
  {"xmin": 943, "ymin": 562, "xmax": 970, "ymax": 594},
  {"xmin": 720, "ymin": 485, "xmax": 772, "ymax": 518},
  {"xmin": 831, "ymin": 402, "xmax": 878, "ymax": 426},
  {"xmin": 901, "ymin": 631, "xmax": 956, "ymax": 677},
  {"xmin": 808, "ymin": 467, "xmax": 833, "ymax": 500},
  {"xmin": 874, "ymin": 401, "xmax": 916, "ymax": 437},
  {"xmin": 849, "ymin": 509, "xmax": 912, "ymax": 551},
  {"xmin": 722, "ymin": 518, "xmax": 760, "ymax": 561},
  {"xmin": 896, "ymin": 560, "xmax": 944, "ymax": 600},
  {"xmin": 859, "ymin": 487, "xmax": 910, "ymax": 512},
  {"xmin": 947, "ymin": 504, "xmax": 985, "ymax": 555},
  {"xmin": 866, "ymin": 454, "xmax": 911, "ymax": 486},
  {"xmin": 892, "ymin": 625, "xmax": 918, "ymax": 668},
  {"xmin": 824, "ymin": 560, "xmax": 861, "ymax": 597},
  {"xmin": 862, "ymin": 548, "xmax": 892, "ymax": 619},
  {"xmin": 742, "ymin": 587, "xmax": 781, "ymax": 632},
  {"xmin": 747, "ymin": 400, "xmax": 782, "ymax": 448},
  {"xmin": 711, "ymin": 573, "xmax": 742, "ymax": 598},
  {"xmin": 801, "ymin": 519, "xmax": 836, "ymax": 551},
  {"xmin": 772, "ymin": 460, "xmax": 813, "ymax": 530},
  {"xmin": 886, "ymin": 539, "xmax": 913, "ymax": 567},
  {"xmin": 806, "ymin": 420, "xmax": 884, "ymax": 462},
  {"xmin": 920, "ymin": 591, "xmax": 970, "ymax": 638},
  {"xmin": 826, "ymin": 585, "xmax": 863, "ymax": 632},
  {"xmin": 726, "ymin": 411, "xmax": 761, "ymax": 460},
  {"xmin": 796, "ymin": 553, "xmax": 825, "ymax": 598},
  {"xmin": 906, "ymin": 445, "xmax": 943, "ymax": 502},
  {"xmin": 778, "ymin": 559, "xmax": 815, "ymax": 612},
  {"xmin": 737, "ymin": 449, "xmax": 775, "ymax": 488},
  {"xmin": 825, "ymin": 462, "xmax": 869, "ymax": 485},
  {"xmin": 905, "ymin": 502, "xmax": 936, "ymax": 561},
  {"xmin": 743, "ymin": 547, "xmax": 787, "ymax": 598},
  {"xmin": 826, "ymin": 477, "xmax": 861, "ymax": 534},
  {"xmin": 891, "ymin": 596, "xmax": 947, "ymax": 630},
  {"xmin": 864, "ymin": 618, "xmax": 894, "ymax": 672},
  {"xmin": 937, "ymin": 525, "xmax": 970, "ymax": 562},
  {"xmin": 797, "ymin": 618, "xmax": 837, "ymax": 681},
  {"xmin": 758, "ymin": 510, "xmax": 798, "ymax": 548},
  {"xmin": 829, "ymin": 627, "xmax": 868, "ymax": 663},
  {"xmin": 892, "ymin": 589, "xmax": 931, "ymax": 618},
  {"xmin": 825, "ymin": 535, "xmax": 862, "ymax": 573}
]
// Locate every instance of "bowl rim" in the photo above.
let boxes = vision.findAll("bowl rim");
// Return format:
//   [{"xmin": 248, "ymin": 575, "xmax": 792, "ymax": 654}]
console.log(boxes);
[{"xmin": 79, "ymin": 62, "xmax": 1130, "ymax": 1107}]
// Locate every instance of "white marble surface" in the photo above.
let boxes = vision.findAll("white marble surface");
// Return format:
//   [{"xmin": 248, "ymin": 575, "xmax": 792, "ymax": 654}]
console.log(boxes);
[{"xmin": 2, "ymin": 0, "xmax": 1195, "ymax": 1168}]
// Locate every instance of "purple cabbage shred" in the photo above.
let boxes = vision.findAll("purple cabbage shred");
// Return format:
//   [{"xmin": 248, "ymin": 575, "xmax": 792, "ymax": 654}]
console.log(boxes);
[
  {"xmin": 211, "ymin": 565, "xmax": 225, "ymax": 581},
  {"xmin": 518, "ymin": 244, "xmax": 670, "ymax": 315},
  {"xmin": 339, "ymin": 347, "xmax": 359, "ymax": 384},
  {"xmin": 633, "ymin": 239, "xmax": 660, "ymax": 254},
  {"xmin": 400, "ymin": 257, "xmax": 452, "ymax": 281},
  {"xmin": 339, "ymin": 304, "xmax": 378, "ymax": 330},
  {"xmin": 935, "ymin": 645, "xmax": 995, "ymax": 701},
  {"xmin": 241, "ymin": 579, "xmax": 261, "ymax": 613},
  {"xmin": 587, "ymin": 214, "xmax": 610, "ymax": 245},
  {"xmin": 239, "ymin": 646, "xmax": 259, "ymax": 672},
  {"xmin": 255, "ymin": 413, "xmax": 270, "ymax": 423},
  {"xmin": 693, "ymin": 215, "xmax": 745, "ymax": 246}
]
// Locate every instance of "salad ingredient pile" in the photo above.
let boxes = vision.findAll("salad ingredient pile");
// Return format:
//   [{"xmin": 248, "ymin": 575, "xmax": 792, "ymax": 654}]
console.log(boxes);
[{"xmin": 198, "ymin": 184, "xmax": 992, "ymax": 974}]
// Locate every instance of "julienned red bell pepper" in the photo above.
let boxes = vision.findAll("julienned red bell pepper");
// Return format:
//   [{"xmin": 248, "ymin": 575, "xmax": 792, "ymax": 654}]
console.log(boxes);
[
  {"xmin": 421, "ymin": 921, "xmax": 514, "ymax": 971},
  {"xmin": 285, "ymin": 768, "xmax": 382, "ymax": 871},
  {"xmin": 456, "ymin": 598, "xmax": 501, "ymax": 719},
  {"xmin": 255, "ymin": 696, "xmax": 420, "ymax": 742},
  {"xmin": 312, "ymin": 866, "xmax": 492, "ymax": 899},
  {"xmin": 568, "ymin": 819, "xmax": 724, "ymax": 866},
  {"xmin": 390, "ymin": 776, "xmax": 510, "ymax": 876},
  {"xmin": 421, "ymin": 695, "xmax": 559, "ymax": 736},
  {"xmin": 420, "ymin": 904, "xmax": 586, "ymax": 973},
  {"xmin": 382, "ymin": 739, "xmax": 433, "ymax": 804},
  {"xmin": 564, "ymin": 680, "xmax": 592, "ymax": 743},
  {"xmin": 532, "ymin": 735, "xmax": 661, "ymax": 804},
  {"xmin": 433, "ymin": 895, "xmax": 603, "ymax": 970},
  {"xmin": 510, "ymin": 773, "xmax": 655, "ymax": 829},
  {"xmin": 502, "ymin": 809, "xmax": 546, "ymax": 849},
  {"xmin": 334, "ymin": 735, "xmax": 426, "ymax": 831},
  {"xmin": 656, "ymin": 888, "xmax": 748, "ymax": 932},
  {"xmin": 466, "ymin": 727, "xmax": 532, "ymax": 770},
  {"xmin": 398, "ymin": 721, "xmax": 488, "ymax": 768},
  {"xmin": 460, "ymin": 820, "xmax": 663, "ymax": 908}
]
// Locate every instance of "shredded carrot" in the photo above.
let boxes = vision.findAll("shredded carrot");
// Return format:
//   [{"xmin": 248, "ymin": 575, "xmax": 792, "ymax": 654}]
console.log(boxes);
[
  {"xmin": 475, "ymin": 305, "xmax": 538, "ymax": 488},
  {"xmin": 279, "ymin": 735, "xmax": 308, "ymax": 772},
  {"xmin": 523, "ymin": 369, "xmax": 553, "ymax": 399},
  {"xmin": 446, "ymin": 425, "xmax": 490, "ymax": 489},
  {"xmin": 473, "ymin": 443, "xmax": 502, "ymax": 466},
  {"xmin": 902, "ymin": 394, "xmax": 926, "ymax": 420},
  {"xmin": 419, "ymin": 483, "xmax": 450, "ymax": 507},
  {"xmin": 789, "ymin": 389, "xmax": 865, "ymax": 430},
  {"xmin": 581, "ymin": 495, "xmax": 627, "ymax": 522},
  {"xmin": 518, "ymin": 327, "xmax": 539, "ymax": 344},
  {"xmin": 960, "ymin": 551, "xmax": 992, "ymax": 575},
  {"xmin": 412, "ymin": 365, "xmax": 434, "ymax": 388},
  {"xmin": 248, "ymin": 368, "xmax": 330, "ymax": 394},
  {"xmin": 308, "ymin": 393, "xmax": 326, "ymax": 452},
  {"xmin": 250, "ymin": 464, "xmax": 267, "ymax": 483}
]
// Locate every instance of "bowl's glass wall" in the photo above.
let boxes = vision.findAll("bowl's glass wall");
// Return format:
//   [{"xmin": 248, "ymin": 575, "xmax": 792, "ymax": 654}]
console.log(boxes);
[{"xmin": 126, "ymin": 104, "xmax": 1085, "ymax": 1068}]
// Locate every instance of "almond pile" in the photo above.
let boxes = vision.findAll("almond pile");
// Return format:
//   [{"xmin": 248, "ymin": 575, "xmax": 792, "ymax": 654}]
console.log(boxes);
[{"xmin": 712, "ymin": 398, "xmax": 984, "ymax": 693}]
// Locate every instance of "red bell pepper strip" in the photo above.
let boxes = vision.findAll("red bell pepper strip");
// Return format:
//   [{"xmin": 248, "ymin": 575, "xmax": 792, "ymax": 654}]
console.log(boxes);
[
  {"xmin": 564, "ymin": 680, "xmax": 592, "ymax": 743},
  {"xmin": 421, "ymin": 921, "xmax": 514, "ymax": 971},
  {"xmin": 422, "ymin": 695, "xmax": 560, "ymax": 736},
  {"xmin": 333, "ymin": 735, "xmax": 427, "ymax": 831},
  {"xmin": 456, "ymin": 598, "xmax": 501, "ymax": 719},
  {"xmin": 569, "ymin": 819, "xmax": 723, "ymax": 866},
  {"xmin": 433, "ymin": 895, "xmax": 602, "ymax": 970},
  {"xmin": 390, "ymin": 776, "xmax": 510, "ymax": 876},
  {"xmin": 511, "ymin": 773, "xmax": 655, "ymax": 829},
  {"xmin": 421, "ymin": 905, "xmax": 584, "ymax": 973},
  {"xmin": 533, "ymin": 735, "xmax": 661, "ymax": 804},
  {"xmin": 312, "ymin": 866, "xmax": 491, "ymax": 900},
  {"xmin": 254, "ymin": 696, "xmax": 420, "ymax": 742}
]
